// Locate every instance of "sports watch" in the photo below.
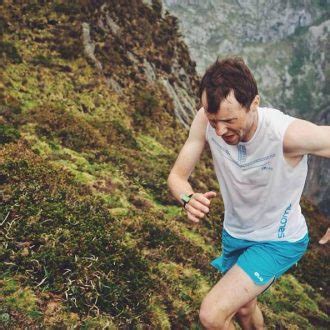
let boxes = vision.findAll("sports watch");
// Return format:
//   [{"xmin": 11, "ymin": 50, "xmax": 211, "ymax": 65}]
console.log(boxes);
[{"xmin": 180, "ymin": 193, "xmax": 194, "ymax": 209}]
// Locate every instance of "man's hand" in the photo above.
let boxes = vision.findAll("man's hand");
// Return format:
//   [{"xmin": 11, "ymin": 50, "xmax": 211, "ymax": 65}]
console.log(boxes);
[
  {"xmin": 319, "ymin": 228, "xmax": 330, "ymax": 244},
  {"xmin": 185, "ymin": 191, "xmax": 217, "ymax": 223}
]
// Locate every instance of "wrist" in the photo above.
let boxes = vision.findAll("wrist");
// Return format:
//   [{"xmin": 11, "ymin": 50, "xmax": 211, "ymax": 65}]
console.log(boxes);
[{"xmin": 180, "ymin": 193, "xmax": 194, "ymax": 208}]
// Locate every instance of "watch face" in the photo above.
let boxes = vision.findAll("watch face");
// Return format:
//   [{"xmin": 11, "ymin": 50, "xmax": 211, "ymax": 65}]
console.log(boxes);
[{"xmin": 181, "ymin": 194, "xmax": 191, "ymax": 203}]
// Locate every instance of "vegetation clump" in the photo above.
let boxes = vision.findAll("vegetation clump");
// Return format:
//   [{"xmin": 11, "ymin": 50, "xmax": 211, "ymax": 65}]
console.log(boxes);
[
  {"xmin": 0, "ymin": 41, "xmax": 22, "ymax": 63},
  {"xmin": 0, "ymin": 124, "xmax": 20, "ymax": 144}
]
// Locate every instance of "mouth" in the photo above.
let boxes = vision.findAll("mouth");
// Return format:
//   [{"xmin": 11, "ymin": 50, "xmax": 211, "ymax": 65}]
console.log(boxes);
[
  {"xmin": 222, "ymin": 134, "xmax": 237, "ymax": 144},
  {"xmin": 223, "ymin": 134, "xmax": 235, "ymax": 139}
]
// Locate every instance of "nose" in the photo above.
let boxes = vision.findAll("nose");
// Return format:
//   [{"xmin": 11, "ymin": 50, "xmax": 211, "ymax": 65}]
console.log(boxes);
[{"xmin": 215, "ymin": 123, "xmax": 228, "ymax": 136}]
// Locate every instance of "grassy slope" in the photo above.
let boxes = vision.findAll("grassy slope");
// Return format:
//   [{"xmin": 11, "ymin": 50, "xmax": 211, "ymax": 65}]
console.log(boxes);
[{"xmin": 0, "ymin": 1, "xmax": 329, "ymax": 328}]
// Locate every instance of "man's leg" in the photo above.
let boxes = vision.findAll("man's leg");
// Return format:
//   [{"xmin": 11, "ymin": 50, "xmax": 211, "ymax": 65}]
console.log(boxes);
[
  {"xmin": 199, "ymin": 264, "xmax": 272, "ymax": 329},
  {"xmin": 235, "ymin": 298, "xmax": 264, "ymax": 329}
]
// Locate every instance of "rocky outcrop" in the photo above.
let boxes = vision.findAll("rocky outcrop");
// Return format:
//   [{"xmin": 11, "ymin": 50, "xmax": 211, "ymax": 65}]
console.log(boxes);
[
  {"xmin": 305, "ymin": 108, "xmax": 330, "ymax": 216},
  {"xmin": 86, "ymin": 1, "xmax": 197, "ymax": 126},
  {"xmin": 82, "ymin": 22, "xmax": 103, "ymax": 71}
]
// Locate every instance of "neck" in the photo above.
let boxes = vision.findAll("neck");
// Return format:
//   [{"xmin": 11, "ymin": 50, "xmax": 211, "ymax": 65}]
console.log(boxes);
[{"xmin": 242, "ymin": 109, "xmax": 258, "ymax": 142}]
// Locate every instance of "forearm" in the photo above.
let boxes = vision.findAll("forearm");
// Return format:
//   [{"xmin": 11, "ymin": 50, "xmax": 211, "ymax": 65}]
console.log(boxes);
[{"xmin": 167, "ymin": 173, "xmax": 194, "ymax": 205}]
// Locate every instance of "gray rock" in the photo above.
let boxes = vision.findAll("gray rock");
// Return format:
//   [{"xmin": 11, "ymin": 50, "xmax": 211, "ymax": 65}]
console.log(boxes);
[{"xmin": 82, "ymin": 22, "xmax": 103, "ymax": 71}]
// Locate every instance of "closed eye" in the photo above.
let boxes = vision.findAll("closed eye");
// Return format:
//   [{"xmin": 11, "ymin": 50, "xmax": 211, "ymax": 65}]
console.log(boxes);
[{"xmin": 210, "ymin": 119, "xmax": 235, "ymax": 126}]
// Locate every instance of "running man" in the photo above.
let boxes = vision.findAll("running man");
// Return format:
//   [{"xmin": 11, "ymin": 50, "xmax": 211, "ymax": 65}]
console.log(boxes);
[{"xmin": 167, "ymin": 57, "xmax": 330, "ymax": 329}]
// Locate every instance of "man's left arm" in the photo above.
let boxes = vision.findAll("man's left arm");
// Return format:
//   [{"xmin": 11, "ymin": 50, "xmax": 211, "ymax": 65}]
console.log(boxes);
[
  {"xmin": 284, "ymin": 119, "xmax": 330, "ymax": 158},
  {"xmin": 284, "ymin": 119, "xmax": 330, "ymax": 244}
]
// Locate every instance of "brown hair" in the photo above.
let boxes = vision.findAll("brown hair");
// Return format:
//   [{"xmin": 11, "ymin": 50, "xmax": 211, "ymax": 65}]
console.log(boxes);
[{"xmin": 198, "ymin": 56, "xmax": 258, "ymax": 113}]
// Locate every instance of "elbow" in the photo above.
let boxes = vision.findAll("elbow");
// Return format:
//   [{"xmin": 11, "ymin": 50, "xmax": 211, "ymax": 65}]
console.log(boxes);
[
  {"xmin": 167, "ymin": 172, "xmax": 174, "ymax": 189},
  {"xmin": 167, "ymin": 171, "xmax": 179, "ymax": 191}
]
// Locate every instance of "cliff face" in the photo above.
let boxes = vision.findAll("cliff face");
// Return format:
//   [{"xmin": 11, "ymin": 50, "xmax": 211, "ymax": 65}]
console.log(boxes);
[
  {"xmin": 0, "ymin": 1, "xmax": 329, "ymax": 328},
  {"xmin": 163, "ymin": 0, "xmax": 330, "ymax": 216},
  {"xmin": 305, "ymin": 109, "xmax": 330, "ymax": 216}
]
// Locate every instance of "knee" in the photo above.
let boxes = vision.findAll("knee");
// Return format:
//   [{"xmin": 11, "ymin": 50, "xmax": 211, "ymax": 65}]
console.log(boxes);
[
  {"xmin": 199, "ymin": 309, "xmax": 226, "ymax": 329},
  {"xmin": 237, "ymin": 302, "xmax": 264, "ymax": 329},
  {"xmin": 237, "ymin": 300, "xmax": 257, "ymax": 318},
  {"xmin": 199, "ymin": 300, "xmax": 229, "ymax": 329},
  {"xmin": 237, "ymin": 306, "xmax": 252, "ymax": 318}
]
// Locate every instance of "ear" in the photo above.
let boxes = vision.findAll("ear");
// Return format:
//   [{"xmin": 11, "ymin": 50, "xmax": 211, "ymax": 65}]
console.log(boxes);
[
  {"xmin": 251, "ymin": 95, "xmax": 260, "ymax": 111},
  {"xmin": 201, "ymin": 90, "xmax": 208, "ymax": 111}
]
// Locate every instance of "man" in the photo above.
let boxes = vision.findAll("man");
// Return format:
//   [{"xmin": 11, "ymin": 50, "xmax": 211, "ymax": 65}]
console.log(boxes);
[{"xmin": 167, "ymin": 57, "xmax": 330, "ymax": 329}]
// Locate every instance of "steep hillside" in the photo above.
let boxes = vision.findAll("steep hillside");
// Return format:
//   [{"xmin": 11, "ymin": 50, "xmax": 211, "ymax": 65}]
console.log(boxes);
[
  {"xmin": 163, "ymin": 0, "xmax": 330, "ymax": 216},
  {"xmin": 0, "ymin": 1, "xmax": 329, "ymax": 328}
]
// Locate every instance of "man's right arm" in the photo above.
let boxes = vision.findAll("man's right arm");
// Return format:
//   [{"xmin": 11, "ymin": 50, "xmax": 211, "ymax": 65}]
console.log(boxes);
[{"xmin": 167, "ymin": 108, "xmax": 216, "ymax": 223}]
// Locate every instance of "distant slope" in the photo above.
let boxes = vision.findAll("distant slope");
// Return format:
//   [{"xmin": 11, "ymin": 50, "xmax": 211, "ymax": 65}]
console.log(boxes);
[{"xmin": 0, "ymin": 0, "xmax": 329, "ymax": 328}]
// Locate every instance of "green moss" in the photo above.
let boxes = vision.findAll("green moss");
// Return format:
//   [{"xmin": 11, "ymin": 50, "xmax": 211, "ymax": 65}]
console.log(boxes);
[
  {"xmin": 29, "ymin": 106, "xmax": 107, "ymax": 151},
  {"xmin": 109, "ymin": 119, "xmax": 139, "ymax": 149},
  {"xmin": 0, "ymin": 124, "xmax": 20, "ymax": 144},
  {"xmin": 148, "ymin": 296, "xmax": 171, "ymax": 329},
  {"xmin": 81, "ymin": 316, "xmax": 117, "ymax": 329},
  {"xmin": 95, "ymin": 192, "xmax": 130, "ymax": 212},
  {"xmin": 0, "ymin": 141, "xmax": 160, "ymax": 327},
  {"xmin": 179, "ymin": 226, "xmax": 214, "ymax": 254},
  {"xmin": 0, "ymin": 41, "xmax": 22, "ymax": 63},
  {"xmin": 137, "ymin": 134, "xmax": 173, "ymax": 156},
  {"xmin": 30, "ymin": 55, "xmax": 53, "ymax": 67},
  {"xmin": 0, "ymin": 14, "xmax": 7, "ymax": 34},
  {"xmin": 154, "ymin": 262, "xmax": 210, "ymax": 324},
  {"xmin": 133, "ymin": 89, "xmax": 161, "ymax": 129},
  {"xmin": 0, "ymin": 277, "xmax": 42, "ymax": 323},
  {"xmin": 162, "ymin": 205, "xmax": 182, "ymax": 217},
  {"xmin": 3, "ymin": 63, "xmax": 42, "ymax": 111},
  {"xmin": 53, "ymin": 2, "xmax": 82, "ymax": 15},
  {"xmin": 259, "ymin": 275, "xmax": 329, "ymax": 326}
]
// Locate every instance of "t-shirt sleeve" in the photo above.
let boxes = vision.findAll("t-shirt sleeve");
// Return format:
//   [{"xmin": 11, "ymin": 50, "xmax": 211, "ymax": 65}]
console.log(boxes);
[{"xmin": 270, "ymin": 109, "xmax": 296, "ymax": 140}]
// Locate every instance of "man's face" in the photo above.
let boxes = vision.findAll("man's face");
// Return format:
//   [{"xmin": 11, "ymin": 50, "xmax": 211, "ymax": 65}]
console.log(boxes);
[{"xmin": 201, "ymin": 90, "xmax": 259, "ymax": 145}]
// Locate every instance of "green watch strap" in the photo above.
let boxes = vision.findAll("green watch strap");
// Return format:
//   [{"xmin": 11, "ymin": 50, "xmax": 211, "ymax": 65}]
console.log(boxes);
[{"xmin": 181, "ymin": 193, "xmax": 194, "ymax": 208}]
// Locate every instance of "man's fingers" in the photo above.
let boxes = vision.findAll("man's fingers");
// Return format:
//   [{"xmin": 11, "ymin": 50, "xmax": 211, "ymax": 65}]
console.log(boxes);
[
  {"xmin": 187, "ymin": 210, "xmax": 200, "ymax": 223},
  {"xmin": 185, "ymin": 203, "xmax": 206, "ymax": 218},
  {"xmin": 319, "ymin": 237, "xmax": 329, "ymax": 244},
  {"xmin": 192, "ymin": 193, "xmax": 212, "ymax": 208},
  {"xmin": 319, "ymin": 228, "xmax": 330, "ymax": 244},
  {"xmin": 187, "ymin": 198, "xmax": 209, "ymax": 213},
  {"xmin": 203, "ymin": 191, "xmax": 217, "ymax": 200},
  {"xmin": 183, "ymin": 191, "xmax": 216, "ymax": 223}
]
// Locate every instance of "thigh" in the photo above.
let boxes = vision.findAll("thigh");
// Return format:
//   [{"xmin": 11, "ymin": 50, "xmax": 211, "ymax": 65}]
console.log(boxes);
[{"xmin": 201, "ymin": 264, "xmax": 273, "ymax": 318}]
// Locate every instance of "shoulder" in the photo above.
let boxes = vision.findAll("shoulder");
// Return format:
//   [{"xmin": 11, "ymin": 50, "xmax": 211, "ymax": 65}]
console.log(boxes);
[
  {"xmin": 193, "ymin": 107, "xmax": 209, "ymax": 126},
  {"xmin": 188, "ymin": 107, "xmax": 209, "ymax": 141},
  {"xmin": 262, "ymin": 107, "xmax": 292, "ymax": 122},
  {"xmin": 261, "ymin": 107, "xmax": 296, "ymax": 139}
]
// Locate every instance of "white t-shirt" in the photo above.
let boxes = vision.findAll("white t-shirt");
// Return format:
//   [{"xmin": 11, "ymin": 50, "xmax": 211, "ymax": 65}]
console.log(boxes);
[{"xmin": 206, "ymin": 107, "xmax": 308, "ymax": 242}]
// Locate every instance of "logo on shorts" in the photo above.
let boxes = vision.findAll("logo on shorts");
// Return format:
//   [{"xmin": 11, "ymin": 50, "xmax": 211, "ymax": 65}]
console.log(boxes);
[{"xmin": 254, "ymin": 272, "xmax": 264, "ymax": 282}]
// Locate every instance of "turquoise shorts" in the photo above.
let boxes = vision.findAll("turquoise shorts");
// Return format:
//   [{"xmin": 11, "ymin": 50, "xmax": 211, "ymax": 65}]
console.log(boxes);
[{"xmin": 210, "ymin": 229, "xmax": 309, "ymax": 287}]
